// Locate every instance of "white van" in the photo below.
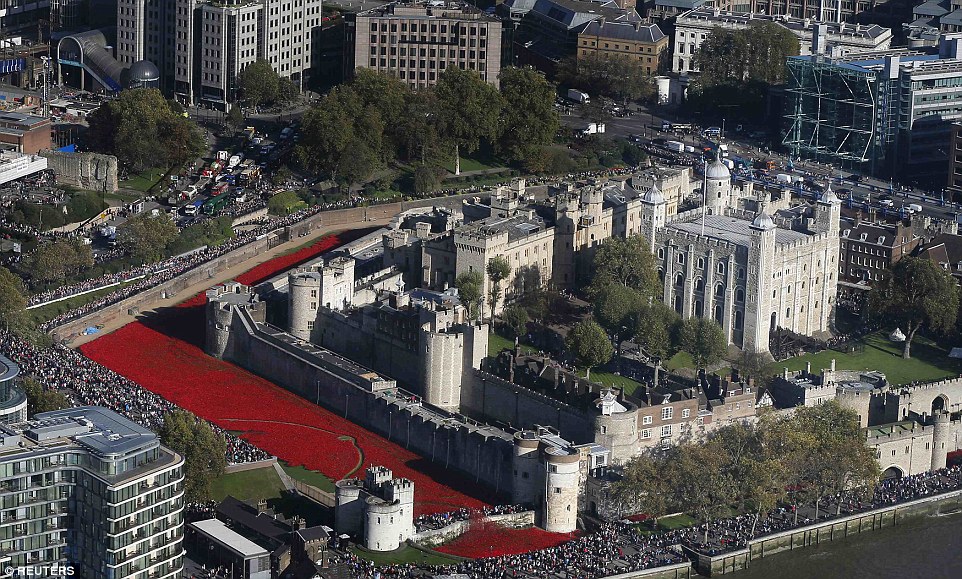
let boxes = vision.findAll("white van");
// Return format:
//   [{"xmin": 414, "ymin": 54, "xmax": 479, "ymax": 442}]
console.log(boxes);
[{"xmin": 908, "ymin": 203, "xmax": 923, "ymax": 214}]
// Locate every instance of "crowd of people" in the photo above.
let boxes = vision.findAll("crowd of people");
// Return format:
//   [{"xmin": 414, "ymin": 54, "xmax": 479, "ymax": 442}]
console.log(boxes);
[
  {"xmin": 414, "ymin": 504, "xmax": 526, "ymax": 532},
  {"xmin": 337, "ymin": 465, "xmax": 962, "ymax": 578},
  {"xmin": 0, "ymin": 330, "xmax": 272, "ymax": 466}
]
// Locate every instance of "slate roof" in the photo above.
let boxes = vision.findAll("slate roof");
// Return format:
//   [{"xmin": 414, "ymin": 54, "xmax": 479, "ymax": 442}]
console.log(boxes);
[{"xmin": 579, "ymin": 20, "xmax": 666, "ymax": 43}]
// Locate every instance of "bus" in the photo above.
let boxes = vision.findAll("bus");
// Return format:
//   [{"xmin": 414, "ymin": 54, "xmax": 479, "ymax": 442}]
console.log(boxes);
[
  {"xmin": 209, "ymin": 182, "xmax": 230, "ymax": 199},
  {"xmin": 201, "ymin": 195, "xmax": 231, "ymax": 215}
]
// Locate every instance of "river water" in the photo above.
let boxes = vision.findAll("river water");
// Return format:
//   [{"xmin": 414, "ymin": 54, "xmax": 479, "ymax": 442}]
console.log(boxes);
[{"xmin": 728, "ymin": 511, "xmax": 962, "ymax": 579}]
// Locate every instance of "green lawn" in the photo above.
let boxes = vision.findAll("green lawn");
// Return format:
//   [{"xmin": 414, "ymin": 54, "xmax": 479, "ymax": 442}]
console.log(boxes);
[
  {"xmin": 657, "ymin": 513, "xmax": 698, "ymax": 530},
  {"xmin": 349, "ymin": 545, "xmax": 460, "ymax": 566},
  {"xmin": 29, "ymin": 282, "xmax": 134, "ymax": 326},
  {"xmin": 665, "ymin": 351, "xmax": 694, "ymax": 372},
  {"xmin": 280, "ymin": 461, "xmax": 334, "ymax": 492},
  {"xmin": 580, "ymin": 370, "xmax": 645, "ymax": 397},
  {"xmin": 488, "ymin": 331, "xmax": 538, "ymax": 358},
  {"xmin": 120, "ymin": 167, "xmax": 167, "ymax": 192},
  {"xmin": 780, "ymin": 332, "xmax": 962, "ymax": 386},
  {"xmin": 209, "ymin": 467, "xmax": 286, "ymax": 503},
  {"xmin": 440, "ymin": 155, "xmax": 501, "ymax": 174}
]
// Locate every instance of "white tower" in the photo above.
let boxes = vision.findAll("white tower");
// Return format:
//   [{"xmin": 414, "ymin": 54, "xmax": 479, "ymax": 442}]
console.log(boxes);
[
  {"xmin": 704, "ymin": 150, "xmax": 732, "ymax": 213},
  {"xmin": 640, "ymin": 184, "xmax": 667, "ymax": 253},
  {"xmin": 745, "ymin": 207, "xmax": 777, "ymax": 353}
]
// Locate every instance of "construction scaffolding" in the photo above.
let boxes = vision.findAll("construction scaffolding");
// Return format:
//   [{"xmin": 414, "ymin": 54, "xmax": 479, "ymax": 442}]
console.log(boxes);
[{"xmin": 782, "ymin": 56, "xmax": 896, "ymax": 177}]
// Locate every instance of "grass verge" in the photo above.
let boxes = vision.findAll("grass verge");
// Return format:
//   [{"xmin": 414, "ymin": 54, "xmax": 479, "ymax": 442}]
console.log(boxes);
[
  {"xmin": 280, "ymin": 461, "xmax": 335, "ymax": 493},
  {"xmin": 210, "ymin": 466, "xmax": 286, "ymax": 503}
]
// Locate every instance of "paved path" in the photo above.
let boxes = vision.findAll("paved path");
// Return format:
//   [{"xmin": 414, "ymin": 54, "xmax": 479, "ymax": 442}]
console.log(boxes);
[{"xmin": 67, "ymin": 216, "xmax": 391, "ymax": 348}]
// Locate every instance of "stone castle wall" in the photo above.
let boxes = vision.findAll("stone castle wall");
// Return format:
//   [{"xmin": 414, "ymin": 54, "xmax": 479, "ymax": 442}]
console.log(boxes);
[{"xmin": 41, "ymin": 150, "xmax": 118, "ymax": 192}]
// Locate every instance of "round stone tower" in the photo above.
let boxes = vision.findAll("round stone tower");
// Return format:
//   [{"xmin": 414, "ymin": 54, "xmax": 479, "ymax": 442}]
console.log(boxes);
[
  {"xmin": 288, "ymin": 270, "xmax": 321, "ymax": 341},
  {"xmin": 593, "ymin": 394, "xmax": 639, "ymax": 464},
  {"xmin": 931, "ymin": 411, "xmax": 951, "ymax": 471},
  {"xmin": 542, "ymin": 446, "xmax": 580, "ymax": 533},
  {"xmin": 704, "ymin": 150, "xmax": 732, "ymax": 212},
  {"xmin": 334, "ymin": 479, "xmax": 363, "ymax": 537},
  {"xmin": 363, "ymin": 497, "xmax": 406, "ymax": 551},
  {"xmin": 420, "ymin": 330, "xmax": 464, "ymax": 411},
  {"xmin": 512, "ymin": 431, "xmax": 541, "ymax": 507}
]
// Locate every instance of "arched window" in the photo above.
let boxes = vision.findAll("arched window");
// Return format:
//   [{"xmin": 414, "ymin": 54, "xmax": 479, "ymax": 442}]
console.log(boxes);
[
  {"xmin": 657, "ymin": 248, "xmax": 665, "ymax": 260},
  {"xmin": 674, "ymin": 295, "xmax": 683, "ymax": 313},
  {"xmin": 735, "ymin": 288, "xmax": 744, "ymax": 303},
  {"xmin": 717, "ymin": 261, "xmax": 726, "ymax": 275},
  {"xmin": 734, "ymin": 310, "xmax": 743, "ymax": 330},
  {"xmin": 695, "ymin": 278, "xmax": 705, "ymax": 292},
  {"xmin": 675, "ymin": 273, "xmax": 684, "ymax": 287},
  {"xmin": 678, "ymin": 253, "xmax": 685, "ymax": 264},
  {"xmin": 694, "ymin": 300, "xmax": 703, "ymax": 317},
  {"xmin": 714, "ymin": 305, "xmax": 723, "ymax": 324},
  {"xmin": 697, "ymin": 257, "xmax": 705, "ymax": 269},
  {"xmin": 715, "ymin": 283, "xmax": 725, "ymax": 298},
  {"xmin": 737, "ymin": 267, "xmax": 745, "ymax": 280}
]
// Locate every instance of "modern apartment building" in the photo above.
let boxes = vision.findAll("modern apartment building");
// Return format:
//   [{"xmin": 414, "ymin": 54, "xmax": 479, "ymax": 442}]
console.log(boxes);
[
  {"xmin": 348, "ymin": 1, "xmax": 504, "ymax": 88},
  {"xmin": 783, "ymin": 36, "xmax": 962, "ymax": 184},
  {"xmin": 0, "ymin": 406, "xmax": 185, "ymax": 579},
  {"xmin": 115, "ymin": 0, "xmax": 321, "ymax": 108},
  {"xmin": 0, "ymin": 354, "xmax": 26, "ymax": 425},
  {"xmin": 672, "ymin": 8, "xmax": 893, "ymax": 74}
]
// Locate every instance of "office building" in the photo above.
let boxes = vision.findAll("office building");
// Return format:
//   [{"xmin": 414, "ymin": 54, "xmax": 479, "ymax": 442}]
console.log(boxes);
[
  {"xmin": 0, "ymin": 406, "xmax": 185, "ymax": 579},
  {"xmin": 711, "ymin": 0, "xmax": 909, "ymax": 25},
  {"xmin": 0, "ymin": 112, "xmax": 52, "ymax": 153},
  {"xmin": 112, "ymin": 0, "xmax": 321, "ymax": 108},
  {"xmin": 577, "ymin": 20, "xmax": 668, "ymax": 75},
  {"xmin": 349, "ymin": 1, "xmax": 504, "ymax": 88},
  {"xmin": 784, "ymin": 36, "xmax": 962, "ymax": 184},
  {"xmin": 672, "ymin": 8, "xmax": 892, "ymax": 74}
]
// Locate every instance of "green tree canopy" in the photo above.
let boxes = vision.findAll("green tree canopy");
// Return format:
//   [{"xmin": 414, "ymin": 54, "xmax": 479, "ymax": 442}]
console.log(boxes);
[
  {"xmin": 29, "ymin": 239, "xmax": 93, "ymax": 285},
  {"xmin": 237, "ymin": 59, "xmax": 281, "ymax": 108},
  {"xmin": 679, "ymin": 317, "xmax": 727, "ymax": 370},
  {"xmin": 559, "ymin": 53, "xmax": 657, "ymax": 105},
  {"xmin": 0, "ymin": 266, "xmax": 28, "ymax": 333},
  {"xmin": 22, "ymin": 377, "xmax": 69, "ymax": 416},
  {"xmin": 160, "ymin": 410, "xmax": 227, "ymax": 502},
  {"xmin": 869, "ymin": 256, "xmax": 959, "ymax": 358},
  {"xmin": 118, "ymin": 214, "xmax": 179, "ymax": 263},
  {"xmin": 634, "ymin": 302, "xmax": 680, "ymax": 360},
  {"xmin": 455, "ymin": 270, "xmax": 484, "ymax": 319},
  {"xmin": 591, "ymin": 235, "xmax": 659, "ymax": 298},
  {"xmin": 592, "ymin": 282, "xmax": 645, "ymax": 335},
  {"xmin": 497, "ymin": 66, "xmax": 560, "ymax": 163},
  {"xmin": 487, "ymin": 256, "xmax": 512, "ymax": 314},
  {"xmin": 566, "ymin": 319, "xmax": 613, "ymax": 380},
  {"xmin": 501, "ymin": 304, "xmax": 530, "ymax": 338},
  {"xmin": 435, "ymin": 67, "xmax": 503, "ymax": 175},
  {"xmin": 86, "ymin": 88, "xmax": 205, "ymax": 172},
  {"xmin": 267, "ymin": 190, "xmax": 307, "ymax": 216}
]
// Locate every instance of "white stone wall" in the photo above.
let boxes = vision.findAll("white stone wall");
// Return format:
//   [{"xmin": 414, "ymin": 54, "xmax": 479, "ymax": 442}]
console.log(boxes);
[{"xmin": 543, "ymin": 452, "xmax": 579, "ymax": 533}]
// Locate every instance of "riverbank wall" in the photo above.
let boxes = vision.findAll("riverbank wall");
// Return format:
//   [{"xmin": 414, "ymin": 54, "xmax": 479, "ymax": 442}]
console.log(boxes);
[{"xmin": 685, "ymin": 488, "xmax": 962, "ymax": 576}]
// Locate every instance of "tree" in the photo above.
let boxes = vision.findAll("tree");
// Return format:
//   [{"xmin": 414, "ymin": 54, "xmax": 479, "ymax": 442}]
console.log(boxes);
[
  {"xmin": 667, "ymin": 442, "xmax": 736, "ymax": 541},
  {"xmin": 612, "ymin": 453, "xmax": 672, "ymax": 525},
  {"xmin": 413, "ymin": 164, "xmax": 443, "ymax": 196},
  {"xmin": 566, "ymin": 319, "xmax": 613, "ymax": 380},
  {"xmin": 487, "ymin": 256, "xmax": 512, "ymax": 314},
  {"xmin": 267, "ymin": 190, "xmax": 307, "ymax": 216},
  {"xmin": 869, "ymin": 256, "xmax": 959, "ymax": 358},
  {"xmin": 300, "ymin": 87, "xmax": 382, "ymax": 187},
  {"xmin": 558, "ymin": 53, "xmax": 656, "ymax": 105},
  {"xmin": 435, "ymin": 67, "xmax": 503, "ymax": 175},
  {"xmin": 592, "ymin": 283, "xmax": 645, "ymax": 335},
  {"xmin": 498, "ymin": 67, "xmax": 559, "ymax": 163},
  {"xmin": 237, "ymin": 59, "xmax": 281, "ymax": 108},
  {"xmin": 634, "ymin": 302, "xmax": 680, "ymax": 360},
  {"xmin": 118, "ymin": 214, "xmax": 179, "ymax": 262},
  {"xmin": 501, "ymin": 304, "xmax": 530, "ymax": 338},
  {"xmin": 0, "ymin": 266, "xmax": 28, "ymax": 333},
  {"xmin": 29, "ymin": 239, "xmax": 93, "ymax": 284},
  {"xmin": 695, "ymin": 22, "xmax": 799, "ymax": 87},
  {"xmin": 226, "ymin": 106, "xmax": 245, "ymax": 134},
  {"xmin": 784, "ymin": 402, "xmax": 879, "ymax": 520},
  {"xmin": 592, "ymin": 235, "xmax": 659, "ymax": 299},
  {"xmin": 85, "ymin": 88, "xmax": 205, "ymax": 172},
  {"xmin": 679, "ymin": 318, "xmax": 727, "ymax": 370},
  {"xmin": 455, "ymin": 270, "xmax": 484, "ymax": 319},
  {"xmin": 160, "ymin": 410, "xmax": 227, "ymax": 502},
  {"xmin": 397, "ymin": 90, "xmax": 441, "ymax": 164},
  {"xmin": 22, "ymin": 377, "xmax": 69, "ymax": 416}
]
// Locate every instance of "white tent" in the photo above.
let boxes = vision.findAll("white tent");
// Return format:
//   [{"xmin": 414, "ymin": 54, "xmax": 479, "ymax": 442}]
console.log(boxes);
[{"xmin": 889, "ymin": 328, "xmax": 906, "ymax": 342}]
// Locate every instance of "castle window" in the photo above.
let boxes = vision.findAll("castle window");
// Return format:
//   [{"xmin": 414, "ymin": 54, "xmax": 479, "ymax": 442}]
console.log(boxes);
[
  {"xmin": 550, "ymin": 465, "xmax": 557, "ymax": 473},
  {"xmin": 734, "ymin": 310, "xmax": 743, "ymax": 330},
  {"xmin": 678, "ymin": 253, "xmax": 685, "ymax": 264},
  {"xmin": 737, "ymin": 267, "xmax": 745, "ymax": 279},
  {"xmin": 682, "ymin": 409, "xmax": 690, "ymax": 418},
  {"xmin": 642, "ymin": 429, "xmax": 652, "ymax": 439},
  {"xmin": 662, "ymin": 407, "xmax": 673, "ymax": 420},
  {"xmin": 695, "ymin": 278, "xmax": 704, "ymax": 292},
  {"xmin": 675, "ymin": 273, "xmax": 684, "ymax": 287},
  {"xmin": 717, "ymin": 262, "xmax": 725, "ymax": 274},
  {"xmin": 697, "ymin": 257, "xmax": 705, "ymax": 269},
  {"xmin": 643, "ymin": 415, "xmax": 652, "ymax": 425},
  {"xmin": 310, "ymin": 302, "xmax": 317, "ymax": 310},
  {"xmin": 554, "ymin": 487, "xmax": 562, "ymax": 494},
  {"xmin": 715, "ymin": 284, "xmax": 725, "ymax": 298},
  {"xmin": 657, "ymin": 248, "xmax": 665, "ymax": 259},
  {"xmin": 307, "ymin": 321, "xmax": 314, "ymax": 330}
]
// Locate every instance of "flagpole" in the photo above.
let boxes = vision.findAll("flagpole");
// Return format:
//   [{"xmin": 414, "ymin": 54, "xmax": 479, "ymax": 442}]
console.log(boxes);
[{"xmin": 702, "ymin": 158, "xmax": 707, "ymax": 236}]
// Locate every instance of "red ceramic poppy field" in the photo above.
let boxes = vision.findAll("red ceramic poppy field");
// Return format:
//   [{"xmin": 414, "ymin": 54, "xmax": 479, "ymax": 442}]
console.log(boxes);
[
  {"xmin": 435, "ymin": 518, "xmax": 572, "ymax": 558},
  {"xmin": 80, "ymin": 231, "xmax": 498, "ymax": 516}
]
